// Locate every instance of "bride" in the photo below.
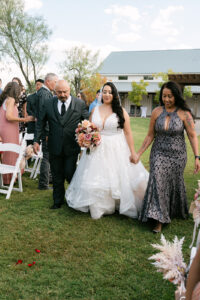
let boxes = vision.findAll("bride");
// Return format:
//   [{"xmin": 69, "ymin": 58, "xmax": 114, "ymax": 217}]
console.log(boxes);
[{"xmin": 65, "ymin": 82, "xmax": 149, "ymax": 219}]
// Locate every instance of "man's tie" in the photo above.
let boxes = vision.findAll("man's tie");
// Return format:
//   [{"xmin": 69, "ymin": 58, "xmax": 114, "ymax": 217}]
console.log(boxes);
[{"xmin": 61, "ymin": 102, "xmax": 66, "ymax": 116}]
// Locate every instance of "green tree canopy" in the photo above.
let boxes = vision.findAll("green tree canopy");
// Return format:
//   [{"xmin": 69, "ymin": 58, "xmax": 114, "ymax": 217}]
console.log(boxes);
[
  {"xmin": 60, "ymin": 46, "xmax": 100, "ymax": 95},
  {"xmin": 128, "ymin": 79, "xmax": 149, "ymax": 106},
  {"xmin": 81, "ymin": 73, "xmax": 107, "ymax": 104},
  {"xmin": 0, "ymin": 0, "xmax": 51, "ymax": 91}
]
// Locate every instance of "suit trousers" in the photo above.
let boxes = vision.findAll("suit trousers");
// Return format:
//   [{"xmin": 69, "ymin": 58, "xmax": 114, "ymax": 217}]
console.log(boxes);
[
  {"xmin": 38, "ymin": 137, "xmax": 50, "ymax": 189},
  {"xmin": 49, "ymin": 151, "xmax": 78, "ymax": 205}
]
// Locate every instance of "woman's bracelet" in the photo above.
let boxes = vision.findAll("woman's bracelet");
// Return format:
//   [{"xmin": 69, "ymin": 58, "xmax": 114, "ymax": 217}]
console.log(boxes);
[{"xmin": 195, "ymin": 155, "xmax": 200, "ymax": 160}]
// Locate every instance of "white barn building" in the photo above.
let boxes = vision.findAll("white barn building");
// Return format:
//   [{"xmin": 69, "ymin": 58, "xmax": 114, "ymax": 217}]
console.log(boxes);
[{"xmin": 99, "ymin": 49, "xmax": 200, "ymax": 118}]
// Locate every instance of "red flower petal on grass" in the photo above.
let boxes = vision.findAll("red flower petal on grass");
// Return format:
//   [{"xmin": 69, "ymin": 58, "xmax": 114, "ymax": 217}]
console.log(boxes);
[
  {"xmin": 35, "ymin": 249, "xmax": 41, "ymax": 253},
  {"xmin": 16, "ymin": 260, "xmax": 23, "ymax": 265},
  {"xmin": 28, "ymin": 261, "xmax": 36, "ymax": 267}
]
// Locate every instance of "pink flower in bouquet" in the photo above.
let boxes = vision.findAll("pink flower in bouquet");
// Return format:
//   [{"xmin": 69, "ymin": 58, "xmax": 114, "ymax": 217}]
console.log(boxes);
[
  {"xmin": 85, "ymin": 134, "xmax": 92, "ymax": 141},
  {"xmin": 82, "ymin": 120, "xmax": 90, "ymax": 128},
  {"xmin": 93, "ymin": 132, "xmax": 101, "ymax": 144},
  {"xmin": 83, "ymin": 140, "xmax": 92, "ymax": 148},
  {"xmin": 78, "ymin": 133, "xmax": 85, "ymax": 146},
  {"xmin": 86, "ymin": 127, "xmax": 92, "ymax": 133},
  {"xmin": 75, "ymin": 127, "xmax": 81, "ymax": 134},
  {"xmin": 92, "ymin": 132, "xmax": 100, "ymax": 140},
  {"xmin": 91, "ymin": 123, "xmax": 97, "ymax": 130}
]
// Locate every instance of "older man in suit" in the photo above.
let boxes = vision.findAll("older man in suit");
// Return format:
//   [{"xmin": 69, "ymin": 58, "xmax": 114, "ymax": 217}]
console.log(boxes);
[
  {"xmin": 35, "ymin": 73, "xmax": 58, "ymax": 190},
  {"xmin": 34, "ymin": 80, "xmax": 89, "ymax": 209}
]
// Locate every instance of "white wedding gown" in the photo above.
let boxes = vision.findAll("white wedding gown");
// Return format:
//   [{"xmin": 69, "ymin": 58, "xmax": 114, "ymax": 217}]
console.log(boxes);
[{"xmin": 65, "ymin": 106, "xmax": 149, "ymax": 219}]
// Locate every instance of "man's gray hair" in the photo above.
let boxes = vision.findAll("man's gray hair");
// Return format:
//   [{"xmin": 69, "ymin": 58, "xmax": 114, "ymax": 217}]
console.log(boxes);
[{"xmin": 45, "ymin": 73, "xmax": 57, "ymax": 81}]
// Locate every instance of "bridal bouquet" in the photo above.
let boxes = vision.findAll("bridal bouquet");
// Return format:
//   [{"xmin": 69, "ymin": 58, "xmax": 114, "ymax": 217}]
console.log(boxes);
[
  {"xmin": 75, "ymin": 120, "xmax": 101, "ymax": 154},
  {"xmin": 149, "ymin": 234, "xmax": 187, "ymax": 297}
]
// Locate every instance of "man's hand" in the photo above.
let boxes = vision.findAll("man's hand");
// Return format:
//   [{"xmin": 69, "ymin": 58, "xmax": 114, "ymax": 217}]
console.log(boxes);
[{"xmin": 33, "ymin": 142, "xmax": 40, "ymax": 154}]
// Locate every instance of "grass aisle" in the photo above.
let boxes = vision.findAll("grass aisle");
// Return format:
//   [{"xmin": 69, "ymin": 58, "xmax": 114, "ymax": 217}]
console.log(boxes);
[{"xmin": 0, "ymin": 118, "xmax": 199, "ymax": 300}]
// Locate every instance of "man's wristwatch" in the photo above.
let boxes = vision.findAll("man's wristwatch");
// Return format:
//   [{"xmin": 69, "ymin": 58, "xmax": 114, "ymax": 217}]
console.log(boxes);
[{"xmin": 195, "ymin": 155, "xmax": 200, "ymax": 160}]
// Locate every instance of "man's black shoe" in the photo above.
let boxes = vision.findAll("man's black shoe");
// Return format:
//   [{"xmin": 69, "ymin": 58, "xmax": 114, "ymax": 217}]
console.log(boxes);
[
  {"xmin": 50, "ymin": 204, "xmax": 61, "ymax": 209},
  {"xmin": 38, "ymin": 186, "xmax": 53, "ymax": 190}
]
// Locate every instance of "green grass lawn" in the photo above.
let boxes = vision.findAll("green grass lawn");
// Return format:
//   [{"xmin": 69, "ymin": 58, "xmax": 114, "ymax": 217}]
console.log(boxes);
[{"xmin": 0, "ymin": 118, "xmax": 199, "ymax": 300}]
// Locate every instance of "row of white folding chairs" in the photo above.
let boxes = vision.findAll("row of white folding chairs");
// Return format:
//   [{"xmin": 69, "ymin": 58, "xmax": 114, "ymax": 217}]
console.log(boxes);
[{"xmin": 0, "ymin": 133, "xmax": 43, "ymax": 199}]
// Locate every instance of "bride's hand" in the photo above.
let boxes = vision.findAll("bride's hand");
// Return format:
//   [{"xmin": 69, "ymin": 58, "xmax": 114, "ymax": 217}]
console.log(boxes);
[{"xmin": 130, "ymin": 153, "xmax": 139, "ymax": 164}]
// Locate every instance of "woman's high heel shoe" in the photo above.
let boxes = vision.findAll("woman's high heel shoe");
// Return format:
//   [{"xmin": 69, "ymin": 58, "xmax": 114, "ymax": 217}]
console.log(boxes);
[{"xmin": 153, "ymin": 222, "xmax": 162, "ymax": 233}]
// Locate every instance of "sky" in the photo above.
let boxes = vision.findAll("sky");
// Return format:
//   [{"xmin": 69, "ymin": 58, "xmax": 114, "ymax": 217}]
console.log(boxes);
[{"xmin": 1, "ymin": 0, "xmax": 200, "ymax": 86}]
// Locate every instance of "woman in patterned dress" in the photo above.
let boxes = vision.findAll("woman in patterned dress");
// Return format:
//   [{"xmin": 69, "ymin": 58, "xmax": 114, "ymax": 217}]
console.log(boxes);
[{"xmin": 137, "ymin": 81, "xmax": 200, "ymax": 233}]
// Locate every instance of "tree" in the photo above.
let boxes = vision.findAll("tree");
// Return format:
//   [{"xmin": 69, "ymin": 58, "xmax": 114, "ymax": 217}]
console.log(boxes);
[
  {"xmin": 60, "ymin": 46, "xmax": 100, "ymax": 95},
  {"xmin": 0, "ymin": 0, "xmax": 51, "ymax": 91},
  {"xmin": 154, "ymin": 70, "xmax": 193, "ymax": 103},
  {"xmin": 128, "ymin": 80, "xmax": 149, "ymax": 116},
  {"xmin": 81, "ymin": 73, "xmax": 107, "ymax": 104}
]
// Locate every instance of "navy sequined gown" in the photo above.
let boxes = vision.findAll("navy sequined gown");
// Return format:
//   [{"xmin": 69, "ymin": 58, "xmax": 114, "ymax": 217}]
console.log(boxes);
[{"xmin": 139, "ymin": 107, "xmax": 189, "ymax": 223}]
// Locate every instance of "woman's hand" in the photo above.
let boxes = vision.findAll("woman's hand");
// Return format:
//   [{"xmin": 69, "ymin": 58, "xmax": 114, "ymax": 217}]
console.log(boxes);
[
  {"xmin": 24, "ymin": 115, "xmax": 34, "ymax": 122},
  {"xmin": 130, "ymin": 152, "xmax": 139, "ymax": 164},
  {"xmin": 194, "ymin": 158, "xmax": 200, "ymax": 174}
]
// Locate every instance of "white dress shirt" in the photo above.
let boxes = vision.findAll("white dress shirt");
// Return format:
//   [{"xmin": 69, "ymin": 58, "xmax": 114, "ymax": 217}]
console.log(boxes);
[{"xmin": 57, "ymin": 96, "xmax": 72, "ymax": 114}]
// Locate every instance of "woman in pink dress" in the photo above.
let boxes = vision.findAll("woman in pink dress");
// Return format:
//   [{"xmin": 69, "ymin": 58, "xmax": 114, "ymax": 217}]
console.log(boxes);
[{"xmin": 0, "ymin": 82, "xmax": 33, "ymax": 184}]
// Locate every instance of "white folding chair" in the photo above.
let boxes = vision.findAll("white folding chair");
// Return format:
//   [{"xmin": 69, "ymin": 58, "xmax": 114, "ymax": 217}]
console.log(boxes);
[
  {"xmin": 19, "ymin": 132, "xmax": 23, "ymax": 144},
  {"xmin": 31, "ymin": 147, "xmax": 43, "ymax": 179},
  {"xmin": 0, "ymin": 142, "xmax": 25, "ymax": 199},
  {"xmin": 22, "ymin": 133, "xmax": 43, "ymax": 179}
]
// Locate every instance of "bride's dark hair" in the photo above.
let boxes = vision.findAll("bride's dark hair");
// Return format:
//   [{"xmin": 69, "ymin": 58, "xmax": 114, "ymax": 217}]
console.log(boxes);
[{"xmin": 101, "ymin": 82, "xmax": 125, "ymax": 128}]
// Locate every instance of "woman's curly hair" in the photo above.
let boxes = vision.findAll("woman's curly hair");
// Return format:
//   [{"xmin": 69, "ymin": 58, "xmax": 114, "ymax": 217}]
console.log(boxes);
[{"xmin": 0, "ymin": 82, "xmax": 21, "ymax": 107}]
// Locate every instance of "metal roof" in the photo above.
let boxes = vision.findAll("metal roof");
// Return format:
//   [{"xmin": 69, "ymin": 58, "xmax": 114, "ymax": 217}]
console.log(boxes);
[
  {"xmin": 99, "ymin": 49, "xmax": 200, "ymax": 75},
  {"xmin": 115, "ymin": 82, "xmax": 200, "ymax": 93}
]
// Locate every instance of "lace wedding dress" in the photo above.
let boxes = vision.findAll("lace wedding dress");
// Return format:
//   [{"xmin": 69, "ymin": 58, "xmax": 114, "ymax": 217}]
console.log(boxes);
[{"xmin": 66, "ymin": 106, "xmax": 149, "ymax": 219}]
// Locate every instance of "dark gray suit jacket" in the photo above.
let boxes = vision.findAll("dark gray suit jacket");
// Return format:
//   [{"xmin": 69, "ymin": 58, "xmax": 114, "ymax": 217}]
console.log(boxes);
[
  {"xmin": 35, "ymin": 96, "xmax": 89, "ymax": 156},
  {"xmin": 27, "ymin": 92, "xmax": 37, "ymax": 134}
]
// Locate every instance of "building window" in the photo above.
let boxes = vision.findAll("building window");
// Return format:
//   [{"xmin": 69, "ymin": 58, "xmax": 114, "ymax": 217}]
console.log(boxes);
[
  {"xmin": 118, "ymin": 76, "xmax": 128, "ymax": 80},
  {"xmin": 130, "ymin": 105, "xmax": 140, "ymax": 116},
  {"xmin": 143, "ymin": 75, "xmax": 153, "ymax": 80}
]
